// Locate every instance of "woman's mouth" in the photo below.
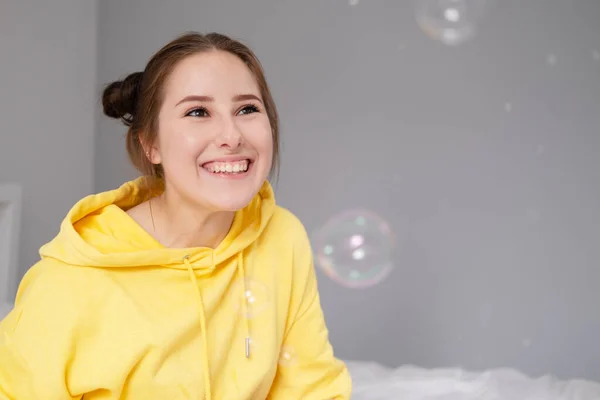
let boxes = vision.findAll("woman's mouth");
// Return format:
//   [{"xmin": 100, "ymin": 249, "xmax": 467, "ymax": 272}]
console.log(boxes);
[{"xmin": 201, "ymin": 159, "xmax": 252, "ymax": 176}]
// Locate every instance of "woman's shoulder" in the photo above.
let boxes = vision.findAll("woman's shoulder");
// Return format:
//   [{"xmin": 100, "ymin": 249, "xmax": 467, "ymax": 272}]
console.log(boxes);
[
  {"xmin": 268, "ymin": 206, "xmax": 310, "ymax": 240},
  {"xmin": 13, "ymin": 259, "xmax": 106, "ymax": 314}
]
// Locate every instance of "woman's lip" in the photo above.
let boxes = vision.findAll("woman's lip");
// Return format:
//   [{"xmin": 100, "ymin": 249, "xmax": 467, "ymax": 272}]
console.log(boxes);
[{"xmin": 200, "ymin": 157, "xmax": 253, "ymax": 167}]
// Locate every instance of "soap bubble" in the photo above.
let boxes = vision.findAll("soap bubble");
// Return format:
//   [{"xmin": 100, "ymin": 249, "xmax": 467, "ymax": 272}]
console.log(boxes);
[
  {"xmin": 415, "ymin": 0, "xmax": 492, "ymax": 46},
  {"xmin": 278, "ymin": 345, "xmax": 298, "ymax": 367},
  {"xmin": 312, "ymin": 209, "xmax": 395, "ymax": 289},
  {"xmin": 233, "ymin": 278, "xmax": 269, "ymax": 319},
  {"xmin": 546, "ymin": 53, "xmax": 558, "ymax": 66}
]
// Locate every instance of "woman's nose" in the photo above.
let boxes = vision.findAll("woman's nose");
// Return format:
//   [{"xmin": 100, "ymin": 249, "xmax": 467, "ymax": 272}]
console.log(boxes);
[{"xmin": 215, "ymin": 118, "xmax": 243, "ymax": 149}]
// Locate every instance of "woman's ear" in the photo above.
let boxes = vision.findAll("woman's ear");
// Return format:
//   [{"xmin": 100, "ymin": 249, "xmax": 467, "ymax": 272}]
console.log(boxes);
[{"xmin": 140, "ymin": 136, "xmax": 161, "ymax": 165}]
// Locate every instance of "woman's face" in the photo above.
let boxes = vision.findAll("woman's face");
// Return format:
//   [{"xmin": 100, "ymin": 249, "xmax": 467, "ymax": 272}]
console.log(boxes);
[{"xmin": 149, "ymin": 50, "xmax": 273, "ymax": 212}]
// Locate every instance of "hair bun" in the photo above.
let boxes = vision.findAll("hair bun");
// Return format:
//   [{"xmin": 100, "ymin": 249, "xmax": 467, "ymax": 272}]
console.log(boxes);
[{"xmin": 102, "ymin": 71, "xmax": 144, "ymax": 126}]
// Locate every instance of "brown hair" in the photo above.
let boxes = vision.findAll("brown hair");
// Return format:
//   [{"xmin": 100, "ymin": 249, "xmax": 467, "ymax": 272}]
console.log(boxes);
[{"xmin": 102, "ymin": 31, "xmax": 280, "ymax": 182}]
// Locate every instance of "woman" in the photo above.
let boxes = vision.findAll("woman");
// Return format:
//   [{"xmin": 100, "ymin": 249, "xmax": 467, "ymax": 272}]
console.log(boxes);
[{"xmin": 0, "ymin": 32, "xmax": 352, "ymax": 400}]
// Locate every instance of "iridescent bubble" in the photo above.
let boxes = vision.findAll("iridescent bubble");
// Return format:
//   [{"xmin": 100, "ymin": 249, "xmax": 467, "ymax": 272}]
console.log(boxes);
[
  {"xmin": 546, "ymin": 53, "xmax": 558, "ymax": 66},
  {"xmin": 312, "ymin": 209, "xmax": 395, "ymax": 289},
  {"xmin": 278, "ymin": 345, "xmax": 298, "ymax": 367},
  {"xmin": 414, "ymin": 0, "xmax": 492, "ymax": 46},
  {"xmin": 233, "ymin": 278, "xmax": 269, "ymax": 319}
]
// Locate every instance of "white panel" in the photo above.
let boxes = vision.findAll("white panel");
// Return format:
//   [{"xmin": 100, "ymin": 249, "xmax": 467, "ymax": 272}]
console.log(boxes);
[
  {"xmin": 0, "ymin": 302, "xmax": 11, "ymax": 320},
  {"xmin": 0, "ymin": 183, "xmax": 22, "ymax": 305}
]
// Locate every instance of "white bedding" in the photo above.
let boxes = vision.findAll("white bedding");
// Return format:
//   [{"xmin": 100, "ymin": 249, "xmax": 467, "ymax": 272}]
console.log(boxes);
[{"xmin": 346, "ymin": 360, "xmax": 600, "ymax": 400}]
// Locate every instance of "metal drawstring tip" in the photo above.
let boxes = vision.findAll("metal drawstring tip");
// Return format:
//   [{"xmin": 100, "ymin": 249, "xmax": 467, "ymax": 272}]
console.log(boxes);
[{"xmin": 245, "ymin": 337, "xmax": 251, "ymax": 359}]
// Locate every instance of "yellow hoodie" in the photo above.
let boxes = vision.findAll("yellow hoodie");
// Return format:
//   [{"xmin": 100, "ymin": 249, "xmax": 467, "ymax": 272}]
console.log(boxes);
[{"xmin": 0, "ymin": 177, "xmax": 351, "ymax": 400}]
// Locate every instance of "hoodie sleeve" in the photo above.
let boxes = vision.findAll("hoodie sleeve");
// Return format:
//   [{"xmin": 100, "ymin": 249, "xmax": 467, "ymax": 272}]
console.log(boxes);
[
  {"xmin": 0, "ymin": 262, "xmax": 88, "ymax": 400},
  {"xmin": 267, "ymin": 227, "xmax": 352, "ymax": 400}
]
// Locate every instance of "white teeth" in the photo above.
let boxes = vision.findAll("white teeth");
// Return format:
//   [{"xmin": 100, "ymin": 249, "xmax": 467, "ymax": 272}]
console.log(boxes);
[{"xmin": 205, "ymin": 160, "xmax": 249, "ymax": 174}]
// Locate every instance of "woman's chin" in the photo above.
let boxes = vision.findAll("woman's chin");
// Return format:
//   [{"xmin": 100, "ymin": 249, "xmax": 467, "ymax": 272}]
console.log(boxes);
[{"xmin": 170, "ymin": 173, "xmax": 266, "ymax": 212}]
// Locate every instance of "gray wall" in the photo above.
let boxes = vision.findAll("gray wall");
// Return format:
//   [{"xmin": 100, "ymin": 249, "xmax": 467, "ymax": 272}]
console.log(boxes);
[
  {"xmin": 6, "ymin": 0, "xmax": 597, "ymax": 382},
  {"xmin": 0, "ymin": 1, "xmax": 98, "ymax": 296}
]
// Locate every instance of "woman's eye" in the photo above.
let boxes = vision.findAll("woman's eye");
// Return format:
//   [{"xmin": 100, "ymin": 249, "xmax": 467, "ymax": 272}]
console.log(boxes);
[
  {"xmin": 238, "ymin": 105, "xmax": 260, "ymax": 115},
  {"xmin": 186, "ymin": 107, "xmax": 209, "ymax": 117}
]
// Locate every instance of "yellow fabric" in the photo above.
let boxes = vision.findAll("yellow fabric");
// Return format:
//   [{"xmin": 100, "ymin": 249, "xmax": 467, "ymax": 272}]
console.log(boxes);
[{"xmin": 0, "ymin": 177, "xmax": 352, "ymax": 400}]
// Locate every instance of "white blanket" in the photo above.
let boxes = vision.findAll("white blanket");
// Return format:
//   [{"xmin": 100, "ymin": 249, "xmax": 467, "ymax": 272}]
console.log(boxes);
[{"xmin": 346, "ymin": 360, "xmax": 600, "ymax": 400}]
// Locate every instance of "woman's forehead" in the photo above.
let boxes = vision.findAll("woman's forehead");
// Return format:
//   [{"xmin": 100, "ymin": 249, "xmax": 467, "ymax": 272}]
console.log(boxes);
[{"xmin": 164, "ymin": 51, "xmax": 260, "ymax": 101}]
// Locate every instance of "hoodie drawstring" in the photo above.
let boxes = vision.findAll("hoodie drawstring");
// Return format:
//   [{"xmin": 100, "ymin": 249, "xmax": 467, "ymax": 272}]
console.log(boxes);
[
  {"xmin": 183, "ymin": 255, "xmax": 212, "ymax": 400},
  {"xmin": 237, "ymin": 252, "xmax": 251, "ymax": 359},
  {"xmin": 183, "ymin": 251, "xmax": 251, "ymax": 399}
]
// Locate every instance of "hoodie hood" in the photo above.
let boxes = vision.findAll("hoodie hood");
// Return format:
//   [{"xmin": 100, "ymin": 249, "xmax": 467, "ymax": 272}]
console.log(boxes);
[{"xmin": 40, "ymin": 176, "xmax": 276, "ymax": 271}]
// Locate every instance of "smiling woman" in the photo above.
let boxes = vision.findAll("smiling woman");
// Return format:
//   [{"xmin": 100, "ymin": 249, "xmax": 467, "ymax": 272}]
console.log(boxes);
[{"xmin": 0, "ymin": 32, "xmax": 351, "ymax": 400}]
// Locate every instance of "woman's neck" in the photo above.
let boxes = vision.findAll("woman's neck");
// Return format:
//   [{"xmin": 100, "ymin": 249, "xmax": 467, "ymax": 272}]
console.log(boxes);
[{"xmin": 147, "ymin": 191, "xmax": 235, "ymax": 249}]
